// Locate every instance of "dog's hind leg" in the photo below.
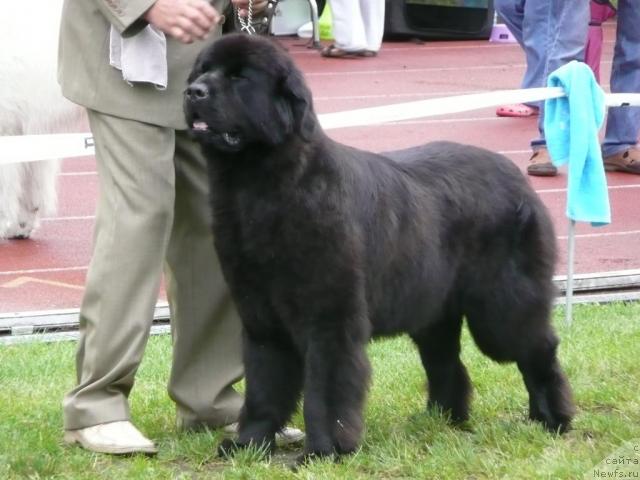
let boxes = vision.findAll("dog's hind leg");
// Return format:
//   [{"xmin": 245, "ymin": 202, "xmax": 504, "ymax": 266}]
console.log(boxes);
[
  {"xmin": 219, "ymin": 333, "xmax": 304, "ymax": 456},
  {"xmin": 465, "ymin": 291, "xmax": 574, "ymax": 433},
  {"xmin": 516, "ymin": 331, "xmax": 574, "ymax": 433},
  {"xmin": 411, "ymin": 313, "xmax": 472, "ymax": 424}
]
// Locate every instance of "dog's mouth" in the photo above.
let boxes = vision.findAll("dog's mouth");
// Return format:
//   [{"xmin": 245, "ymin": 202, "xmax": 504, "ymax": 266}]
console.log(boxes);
[
  {"xmin": 191, "ymin": 117, "xmax": 242, "ymax": 147},
  {"xmin": 221, "ymin": 131, "xmax": 241, "ymax": 147},
  {"xmin": 187, "ymin": 107, "xmax": 244, "ymax": 149},
  {"xmin": 192, "ymin": 120, "xmax": 209, "ymax": 132},
  {"xmin": 190, "ymin": 119, "xmax": 243, "ymax": 148}
]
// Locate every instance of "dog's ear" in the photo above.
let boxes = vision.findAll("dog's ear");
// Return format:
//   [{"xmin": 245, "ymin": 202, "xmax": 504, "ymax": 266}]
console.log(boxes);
[{"xmin": 281, "ymin": 69, "xmax": 316, "ymax": 142}]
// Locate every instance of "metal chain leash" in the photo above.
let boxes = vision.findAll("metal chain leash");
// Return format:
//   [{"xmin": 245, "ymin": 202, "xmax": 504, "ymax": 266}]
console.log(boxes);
[{"xmin": 235, "ymin": 0, "xmax": 256, "ymax": 35}]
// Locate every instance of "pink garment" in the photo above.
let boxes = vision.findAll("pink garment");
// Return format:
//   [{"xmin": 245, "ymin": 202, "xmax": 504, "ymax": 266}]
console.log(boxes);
[{"xmin": 585, "ymin": 1, "xmax": 616, "ymax": 82}]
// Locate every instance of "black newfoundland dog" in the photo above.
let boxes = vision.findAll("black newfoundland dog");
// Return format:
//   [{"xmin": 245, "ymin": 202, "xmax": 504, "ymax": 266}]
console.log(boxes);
[{"xmin": 184, "ymin": 34, "xmax": 574, "ymax": 461}]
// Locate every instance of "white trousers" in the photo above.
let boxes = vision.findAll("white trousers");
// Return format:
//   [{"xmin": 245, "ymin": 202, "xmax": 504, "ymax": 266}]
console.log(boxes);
[{"xmin": 329, "ymin": 0, "xmax": 386, "ymax": 52}]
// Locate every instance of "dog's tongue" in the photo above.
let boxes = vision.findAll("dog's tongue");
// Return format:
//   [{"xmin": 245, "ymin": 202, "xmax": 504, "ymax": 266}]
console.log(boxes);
[{"xmin": 193, "ymin": 121, "xmax": 209, "ymax": 131}]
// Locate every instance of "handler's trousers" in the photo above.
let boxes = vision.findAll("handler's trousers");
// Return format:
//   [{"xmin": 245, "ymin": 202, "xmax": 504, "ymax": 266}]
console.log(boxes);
[{"xmin": 63, "ymin": 110, "xmax": 244, "ymax": 431}]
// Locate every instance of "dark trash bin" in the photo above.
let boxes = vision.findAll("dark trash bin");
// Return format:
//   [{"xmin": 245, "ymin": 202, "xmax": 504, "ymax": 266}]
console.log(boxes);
[{"xmin": 385, "ymin": 0, "xmax": 495, "ymax": 40}]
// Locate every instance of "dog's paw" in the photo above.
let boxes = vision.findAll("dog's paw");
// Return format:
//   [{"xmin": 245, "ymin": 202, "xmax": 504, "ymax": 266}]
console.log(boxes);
[
  {"xmin": 217, "ymin": 438, "xmax": 241, "ymax": 458},
  {"xmin": 530, "ymin": 411, "xmax": 573, "ymax": 435},
  {"xmin": 294, "ymin": 448, "xmax": 338, "ymax": 467},
  {"xmin": 217, "ymin": 437, "xmax": 276, "ymax": 460},
  {"xmin": 6, "ymin": 225, "xmax": 35, "ymax": 239},
  {"xmin": 0, "ymin": 221, "xmax": 31, "ymax": 240},
  {"xmin": 0, "ymin": 212, "xmax": 39, "ymax": 240}
]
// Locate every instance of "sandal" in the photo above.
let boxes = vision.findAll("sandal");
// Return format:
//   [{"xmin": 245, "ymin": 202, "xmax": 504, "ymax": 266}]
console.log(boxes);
[
  {"xmin": 321, "ymin": 44, "xmax": 363, "ymax": 58},
  {"xmin": 496, "ymin": 104, "xmax": 539, "ymax": 118},
  {"xmin": 603, "ymin": 147, "xmax": 640, "ymax": 175}
]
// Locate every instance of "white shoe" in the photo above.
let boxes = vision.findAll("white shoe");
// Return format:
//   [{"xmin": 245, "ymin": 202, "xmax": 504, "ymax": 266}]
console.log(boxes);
[
  {"xmin": 63, "ymin": 421, "xmax": 158, "ymax": 455},
  {"xmin": 223, "ymin": 422, "xmax": 305, "ymax": 446}
]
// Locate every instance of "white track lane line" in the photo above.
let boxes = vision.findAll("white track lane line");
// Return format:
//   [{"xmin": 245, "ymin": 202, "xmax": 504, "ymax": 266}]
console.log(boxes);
[
  {"xmin": 306, "ymin": 63, "xmax": 525, "ymax": 77},
  {"xmin": 0, "ymin": 266, "xmax": 87, "ymax": 276},
  {"xmin": 59, "ymin": 171, "xmax": 97, "ymax": 177},
  {"xmin": 537, "ymin": 184, "xmax": 640, "ymax": 194},
  {"xmin": 313, "ymin": 83, "xmax": 610, "ymax": 101},
  {"xmin": 289, "ymin": 39, "xmax": 616, "ymax": 56},
  {"xmin": 557, "ymin": 230, "xmax": 640, "ymax": 241},
  {"xmin": 41, "ymin": 216, "xmax": 94, "ymax": 222},
  {"xmin": 304, "ymin": 60, "xmax": 612, "ymax": 78}
]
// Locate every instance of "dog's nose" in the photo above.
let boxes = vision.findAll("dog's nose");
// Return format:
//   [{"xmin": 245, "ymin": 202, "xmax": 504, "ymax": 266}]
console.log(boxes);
[{"xmin": 185, "ymin": 82, "xmax": 209, "ymax": 100}]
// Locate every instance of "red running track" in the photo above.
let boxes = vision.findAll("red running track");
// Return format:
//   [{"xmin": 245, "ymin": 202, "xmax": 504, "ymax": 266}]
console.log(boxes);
[{"xmin": 1, "ymin": 23, "xmax": 639, "ymax": 314}]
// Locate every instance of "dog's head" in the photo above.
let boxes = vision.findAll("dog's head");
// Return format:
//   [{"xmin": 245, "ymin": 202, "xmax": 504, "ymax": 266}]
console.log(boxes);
[{"xmin": 184, "ymin": 34, "xmax": 316, "ymax": 153}]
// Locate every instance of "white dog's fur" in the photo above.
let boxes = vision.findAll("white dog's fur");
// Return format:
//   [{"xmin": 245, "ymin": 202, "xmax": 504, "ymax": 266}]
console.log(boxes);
[{"xmin": 0, "ymin": 1, "xmax": 85, "ymax": 239}]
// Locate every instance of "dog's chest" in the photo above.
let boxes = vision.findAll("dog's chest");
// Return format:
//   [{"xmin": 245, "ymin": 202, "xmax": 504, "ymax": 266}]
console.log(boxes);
[
  {"xmin": 217, "ymin": 189, "xmax": 308, "ymax": 268},
  {"xmin": 214, "ymin": 174, "xmax": 351, "ymax": 292}
]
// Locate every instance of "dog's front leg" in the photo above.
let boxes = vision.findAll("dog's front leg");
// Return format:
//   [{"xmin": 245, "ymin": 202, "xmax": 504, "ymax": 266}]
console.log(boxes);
[
  {"xmin": 218, "ymin": 332, "xmax": 304, "ymax": 457},
  {"xmin": 300, "ymin": 323, "xmax": 371, "ymax": 464}
]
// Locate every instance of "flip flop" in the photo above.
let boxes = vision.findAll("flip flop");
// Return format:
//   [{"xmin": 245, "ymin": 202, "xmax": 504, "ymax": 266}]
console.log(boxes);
[
  {"xmin": 321, "ymin": 44, "xmax": 364, "ymax": 59},
  {"xmin": 496, "ymin": 104, "xmax": 539, "ymax": 118}
]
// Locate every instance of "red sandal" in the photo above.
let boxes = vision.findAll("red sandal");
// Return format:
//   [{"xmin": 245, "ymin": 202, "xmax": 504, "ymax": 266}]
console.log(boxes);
[{"xmin": 496, "ymin": 103, "xmax": 539, "ymax": 118}]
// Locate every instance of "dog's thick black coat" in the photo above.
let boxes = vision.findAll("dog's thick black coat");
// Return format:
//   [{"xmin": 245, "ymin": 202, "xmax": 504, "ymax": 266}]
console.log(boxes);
[{"xmin": 185, "ymin": 34, "xmax": 574, "ymax": 460}]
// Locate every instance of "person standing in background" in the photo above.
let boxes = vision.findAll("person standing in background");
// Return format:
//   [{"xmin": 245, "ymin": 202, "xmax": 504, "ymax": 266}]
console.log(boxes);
[
  {"xmin": 321, "ymin": 0, "xmax": 385, "ymax": 58},
  {"xmin": 600, "ymin": 0, "xmax": 640, "ymax": 175},
  {"xmin": 494, "ymin": 0, "xmax": 589, "ymax": 176}
]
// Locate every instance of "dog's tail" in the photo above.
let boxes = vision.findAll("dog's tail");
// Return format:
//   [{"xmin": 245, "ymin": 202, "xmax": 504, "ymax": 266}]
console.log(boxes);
[{"xmin": 514, "ymin": 195, "xmax": 557, "ymax": 284}]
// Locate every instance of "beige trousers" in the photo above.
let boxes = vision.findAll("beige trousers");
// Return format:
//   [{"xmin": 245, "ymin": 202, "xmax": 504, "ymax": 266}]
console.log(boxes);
[{"xmin": 63, "ymin": 110, "xmax": 243, "ymax": 431}]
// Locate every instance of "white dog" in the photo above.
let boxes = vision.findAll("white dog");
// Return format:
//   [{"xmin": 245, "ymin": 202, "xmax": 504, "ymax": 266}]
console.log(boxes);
[{"xmin": 0, "ymin": 1, "xmax": 85, "ymax": 239}]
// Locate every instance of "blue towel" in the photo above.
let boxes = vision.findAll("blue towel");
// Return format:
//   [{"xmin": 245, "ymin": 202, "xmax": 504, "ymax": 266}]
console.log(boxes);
[{"xmin": 544, "ymin": 61, "xmax": 611, "ymax": 226}]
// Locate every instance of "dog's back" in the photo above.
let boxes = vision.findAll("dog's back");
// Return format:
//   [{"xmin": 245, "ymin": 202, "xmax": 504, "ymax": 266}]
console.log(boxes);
[{"xmin": 343, "ymin": 141, "xmax": 557, "ymax": 337}]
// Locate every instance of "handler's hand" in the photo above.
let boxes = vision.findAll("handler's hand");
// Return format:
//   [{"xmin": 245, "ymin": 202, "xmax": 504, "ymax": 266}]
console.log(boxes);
[
  {"xmin": 144, "ymin": 0, "xmax": 223, "ymax": 44},
  {"xmin": 232, "ymin": 0, "xmax": 269, "ymax": 18}
]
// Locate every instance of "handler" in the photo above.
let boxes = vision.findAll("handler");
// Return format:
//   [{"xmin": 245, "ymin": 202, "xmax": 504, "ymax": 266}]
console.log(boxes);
[{"xmin": 59, "ymin": 0, "xmax": 301, "ymax": 454}]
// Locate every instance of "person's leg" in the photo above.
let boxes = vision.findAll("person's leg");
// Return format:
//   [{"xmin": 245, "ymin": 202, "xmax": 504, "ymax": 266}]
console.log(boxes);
[
  {"xmin": 495, "ymin": 0, "xmax": 542, "ymax": 115},
  {"xmin": 602, "ymin": 0, "xmax": 640, "ymax": 164},
  {"xmin": 520, "ymin": 0, "xmax": 554, "ymax": 172},
  {"xmin": 327, "ymin": 0, "xmax": 367, "ymax": 53},
  {"xmin": 496, "ymin": 0, "xmax": 546, "ymax": 92},
  {"xmin": 536, "ymin": 0, "xmax": 589, "ymax": 138},
  {"xmin": 167, "ymin": 130, "xmax": 244, "ymax": 430},
  {"xmin": 528, "ymin": 0, "xmax": 588, "ymax": 176},
  {"xmin": 63, "ymin": 111, "xmax": 176, "ymax": 431},
  {"xmin": 495, "ymin": 0, "xmax": 525, "ymax": 45},
  {"xmin": 359, "ymin": 0, "xmax": 385, "ymax": 53}
]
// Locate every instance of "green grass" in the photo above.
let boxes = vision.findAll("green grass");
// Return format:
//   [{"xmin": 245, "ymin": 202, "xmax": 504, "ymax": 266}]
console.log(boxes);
[{"xmin": 1, "ymin": 302, "xmax": 639, "ymax": 479}]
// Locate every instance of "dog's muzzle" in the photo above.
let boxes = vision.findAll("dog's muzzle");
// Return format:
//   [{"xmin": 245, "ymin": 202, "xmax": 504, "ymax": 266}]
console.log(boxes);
[{"xmin": 185, "ymin": 82, "xmax": 209, "ymax": 102}]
